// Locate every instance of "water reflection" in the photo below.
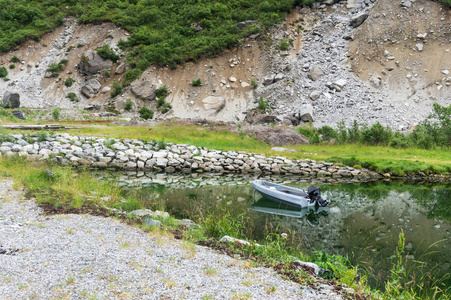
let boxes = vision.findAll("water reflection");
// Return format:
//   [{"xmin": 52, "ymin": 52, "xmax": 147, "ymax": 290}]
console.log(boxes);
[{"xmin": 100, "ymin": 171, "xmax": 451, "ymax": 289}]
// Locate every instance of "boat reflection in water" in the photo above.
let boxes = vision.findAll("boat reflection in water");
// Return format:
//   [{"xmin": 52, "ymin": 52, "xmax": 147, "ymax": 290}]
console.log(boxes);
[{"xmin": 250, "ymin": 197, "xmax": 329, "ymax": 227}]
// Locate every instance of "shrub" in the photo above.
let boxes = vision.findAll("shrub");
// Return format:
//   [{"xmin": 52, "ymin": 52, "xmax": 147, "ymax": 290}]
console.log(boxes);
[
  {"xmin": 46, "ymin": 62, "xmax": 64, "ymax": 77},
  {"xmin": 0, "ymin": 67, "xmax": 8, "ymax": 78},
  {"xmin": 124, "ymin": 98, "xmax": 133, "ymax": 111},
  {"xmin": 279, "ymin": 39, "xmax": 289, "ymax": 51},
  {"xmin": 64, "ymin": 77, "xmax": 75, "ymax": 87},
  {"xmin": 139, "ymin": 107, "xmax": 154, "ymax": 120},
  {"xmin": 257, "ymin": 96, "xmax": 269, "ymax": 111},
  {"xmin": 96, "ymin": 44, "xmax": 119, "ymax": 63},
  {"xmin": 10, "ymin": 55, "xmax": 19, "ymax": 63},
  {"xmin": 155, "ymin": 85, "xmax": 168, "ymax": 98},
  {"xmin": 52, "ymin": 108, "xmax": 60, "ymax": 121},
  {"xmin": 66, "ymin": 92, "xmax": 79, "ymax": 102},
  {"xmin": 192, "ymin": 78, "xmax": 202, "ymax": 86},
  {"xmin": 298, "ymin": 126, "xmax": 321, "ymax": 144},
  {"xmin": 9, "ymin": 64, "xmax": 15, "ymax": 69},
  {"xmin": 251, "ymin": 79, "xmax": 258, "ymax": 88},
  {"xmin": 103, "ymin": 69, "xmax": 110, "ymax": 77},
  {"xmin": 318, "ymin": 125, "xmax": 337, "ymax": 142},
  {"xmin": 110, "ymin": 81, "xmax": 122, "ymax": 98},
  {"xmin": 360, "ymin": 122, "xmax": 393, "ymax": 146}
]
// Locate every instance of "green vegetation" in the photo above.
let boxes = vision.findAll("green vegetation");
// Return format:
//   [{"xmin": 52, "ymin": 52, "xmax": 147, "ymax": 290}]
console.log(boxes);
[
  {"xmin": 279, "ymin": 38, "xmax": 289, "ymax": 51},
  {"xmin": 10, "ymin": 55, "xmax": 19, "ymax": 62},
  {"xmin": 257, "ymin": 96, "xmax": 269, "ymax": 111},
  {"xmin": 110, "ymin": 81, "xmax": 122, "ymax": 98},
  {"xmin": 64, "ymin": 77, "xmax": 75, "ymax": 87},
  {"xmin": 139, "ymin": 107, "xmax": 153, "ymax": 120},
  {"xmin": 124, "ymin": 98, "xmax": 133, "ymax": 111},
  {"xmin": 298, "ymin": 104, "xmax": 451, "ymax": 151},
  {"xmin": 46, "ymin": 61, "xmax": 66, "ymax": 77},
  {"xmin": 66, "ymin": 92, "xmax": 79, "ymax": 102},
  {"xmin": 0, "ymin": 156, "xmax": 448, "ymax": 299},
  {"xmin": 192, "ymin": 78, "xmax": 202, "ymax": 87},
  {"xmin": 155, "ymin": 85, "xmax": 172, "ymax": 114},
  {"xmin": 8, "ymin": 64, "xmax": 14, "ymax": 69},
  {"xmin": 96, "ymin": 44, "xmax": 119, "ymax": 63},
  {"xmin": 0, "ymin": 66, "xmax": 8, "ymax": 78},
  {"xmin": 52, "ymin": 108, "xmax": 60, "ymax": 121},
  {"xmin": 250, "ymin": 78, "xmax": 258, "ymax": 88}
]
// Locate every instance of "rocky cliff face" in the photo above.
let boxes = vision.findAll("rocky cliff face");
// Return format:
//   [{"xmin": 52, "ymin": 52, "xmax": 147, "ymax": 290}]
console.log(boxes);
[{"xmin": 0, "ymin": 0, "xmax": 449, "ymax": 129}]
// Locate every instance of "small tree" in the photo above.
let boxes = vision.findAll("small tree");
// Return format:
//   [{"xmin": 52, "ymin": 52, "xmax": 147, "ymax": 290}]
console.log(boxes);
[
  {"xmin": 52, "ymin": 108, "xmax": 60, "ymax": 121},
  {"xmin": 124, "ymin": 98, "xmax": 133, "ymax": 111},
  {"xmin": 110, "ymin": 81, "xmax": 122, "ymax": 98},
  {"xmin": 139, "ymin": 107, "xmax": 154, "ymax": 120}
]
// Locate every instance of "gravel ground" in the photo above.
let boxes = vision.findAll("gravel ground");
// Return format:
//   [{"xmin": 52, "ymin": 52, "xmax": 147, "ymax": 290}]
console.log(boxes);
[{"xmin": 0, "ymin": 178, "xmax": 342, "ymax": 299}]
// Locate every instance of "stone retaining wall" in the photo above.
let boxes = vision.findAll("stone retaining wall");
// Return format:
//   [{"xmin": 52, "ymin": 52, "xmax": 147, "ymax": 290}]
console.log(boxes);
[{"xmin": 0, "ymin": 133, "xmax": 381, "ymax": 179}]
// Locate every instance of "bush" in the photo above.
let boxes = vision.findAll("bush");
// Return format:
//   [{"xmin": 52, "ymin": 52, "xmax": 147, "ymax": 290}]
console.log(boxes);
[
  {"xmin": 46, "ymin": 62, "xmax": 64, "ymax": 77},
  {"xmin": 192, "ymin": 78, "xmax": 202, "ymax": 86},
  {"xmin": 318, "ymin": 125, "xmax": 337, "ymax": 142},
  {"xmin": 155, "ymin": 85, "xmax": 168, "ymax": 98},
  {"xmin": 96, "ymin": 44, "xmax": 119, "ymax": 63},
  {"xmin": 52, "ymin": 108, "xmax": 60, "ymax": 121},
  {"xmin": 0, "ymin": 67, "xmax": 8, "ymax": 78},
  {"xmin": 124, "ymin": 98, "xmax": 133, "ymax": 111},
  {"xmin": 64, "ymin": 77, "xmax": 75, "ymax": 87},
  {"xmin": 360, "ymin": 122, "xmax": 393, "ymax": 146},
  {"xmin": 9, "ymin": 64, "xmax": 15, "ymax": 69},
  {"xmin": 251, "ymin": 79, "xmax": 258, "ymax": 88},
  {"xmin": 139, "ymin": 107, "xmax": 154, "ymax": 120},
  {"xmin": 298, "ymin": 126, "xmax": 321, "ymax": 144},
  {"xmin": 110, "ymin": 81, "xmax": 122, "ymax": 98},
  {"xmin": 257, "ymin": 96, "xmax": 269, "ymax": 111},
  {"xmin": 66, "ymin": 92, "xmax": 79, "ymax": 102},
  {"xmin": 279, "ymin": 39, "xmax": 289, "ymax": 51},
  {"xmin": 10, "ymin": 55, "xmax": 19, "ymax": 63}
]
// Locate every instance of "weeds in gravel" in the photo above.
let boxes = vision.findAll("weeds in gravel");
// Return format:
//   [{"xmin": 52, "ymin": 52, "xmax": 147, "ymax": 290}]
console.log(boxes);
[
  {"xmin": 203, "ymin": 267, "xmax": 217, "ymax": 276},
  {"xmin": 265, "ymin": 285, "xmax": 276, "ymax": 294}
]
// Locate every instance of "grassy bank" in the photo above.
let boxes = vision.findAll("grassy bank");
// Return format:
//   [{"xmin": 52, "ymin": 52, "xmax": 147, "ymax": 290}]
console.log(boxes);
[
  {"xmin": 0, "ymin": 156, "xmax": 449, "ymax": 299},
  {"xmin": 1, "ymin": 117, "xmax": 451, "ymax": 176}
]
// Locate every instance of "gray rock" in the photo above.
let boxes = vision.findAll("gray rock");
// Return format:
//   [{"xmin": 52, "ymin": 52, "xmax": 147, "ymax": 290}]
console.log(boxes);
[
  {"xmin": 307, "ymin": 67, "xmax": 324, "ymax": 81},
  {"xmin": 2, "ymin": 91, "xmax": 20, "ymax": 108},
  {"xmin": 202, "ymin": 96, "xmax": 226, "ymax": 114},
  {"xmin": 236, "ymin": 20, "xmax": 255, "ymax": 30},
  {"xmin": 81, "ymin": 85, "xmax": 95, "ymax": 98},
  {"xmin": 401, "ymin": 0, "xmax": 412, "ymax": 8},
  {"xmin": 115, "ymin": 63, "xmax": 127, "ymax": 74},
  {"xmin": 130, "ymin": 76, "xmax": 159, "ymax": 101},
  {"xmin": 130, "ymin": 209, "xmax": 154, "ymax": 217},
  {"xmin": 12, "ymin": 110, "xmax": 26, "ymax": 120},
  {"xmin": 300, "ymin": 104, "xmax": 314, "ymax": 122},
  {"xmin": 416, "ymin": 43, "xmax": 423, "ymax": 52},
  {"xmin": 79, "ymin": 50, "xmax": 113, "ymax": 75},
  {"xmin": 293, "ymin": 260, "xmax": 325, "ymax": 276},
  {"xmin": 274, "ymin": 73, "xmax": 285, "ymax": 82},
  {"xmin": 262, "ymin": 75, "xmax": 275, "ymax": 86},
  {"xmin": 309, "ymin": 90, "xmax": 322, "ymax": 100},
  {"xmin": 350, "ymin": 12, "xmax": 369, "ymax": 28},
  {"xmin": 145, "ymin": 218, "xmax": 162, "ymax": 228},
  {"xmin": 86, "ymin": 79, "xmax": 101, "ymax": 93}
]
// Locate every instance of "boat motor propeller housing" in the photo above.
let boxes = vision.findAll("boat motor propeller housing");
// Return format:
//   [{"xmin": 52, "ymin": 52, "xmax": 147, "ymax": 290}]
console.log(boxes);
[{"xmin": 307, "ymin": 186, "xmax": 329, "ymax": 207}]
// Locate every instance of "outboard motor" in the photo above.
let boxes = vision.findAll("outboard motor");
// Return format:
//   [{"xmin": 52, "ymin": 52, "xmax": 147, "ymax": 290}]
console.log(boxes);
[{"xmin": 308, "ymin": 186, "xmax": 329, "ymax": 207}]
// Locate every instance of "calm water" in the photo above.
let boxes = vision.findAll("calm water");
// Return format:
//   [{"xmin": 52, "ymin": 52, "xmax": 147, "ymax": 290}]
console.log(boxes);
[{"xmin": 104, "ymin": 172, "xmax": 451, "ymax": 288}]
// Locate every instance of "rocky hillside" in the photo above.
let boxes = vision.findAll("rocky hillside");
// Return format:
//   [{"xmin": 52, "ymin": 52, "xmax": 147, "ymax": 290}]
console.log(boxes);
[{"xmin": 0, "ymin": 0, "xmax": 449, "ymax": 130}]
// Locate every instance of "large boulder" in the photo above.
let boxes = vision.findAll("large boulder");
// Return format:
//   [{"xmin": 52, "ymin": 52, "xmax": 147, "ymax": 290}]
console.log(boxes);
[
  {"xmin": 130, "ymin": 77, "xmax": 159, "ymax": 101},
  {"xmin": 202, "ymin": 96, "xmax": 226, "ymax": 114},
  {"xmin": 2, "ymin": 91, "xmax": 20, "ymax": 108},
  {"xmin": 80, "ymin": 79, "xmax": 102, "ymax": 98},
  {"xmin": 307, "ymin": 67, "xmax": 324, "ymax": 81},
  {"xmin": 12, "ymin": 110, "xmax": 26, "ymax": 119},
  {"xmin": 242, "ymin": 126, "xmax": 309, "ymax": 145},
  {"xmin": 244, "ymin": 110, "xmax": 277, "ymax": 124},
  {"xmin": 300, "ymin": 104, "xmax": 314, "ymax": 122},
  {"xmin": 350, "ymin": 12, "xmax": 369, "ymax": 28},
  {"xmin": 79, "ymin": 50, "xmax": 113, "ymax": 75}
]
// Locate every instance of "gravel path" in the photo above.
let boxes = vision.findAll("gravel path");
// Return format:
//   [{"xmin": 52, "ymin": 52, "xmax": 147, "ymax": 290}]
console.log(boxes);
[{"xmin": 0, "ymin": 178, "xmax": 342, "ymax": 299}]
